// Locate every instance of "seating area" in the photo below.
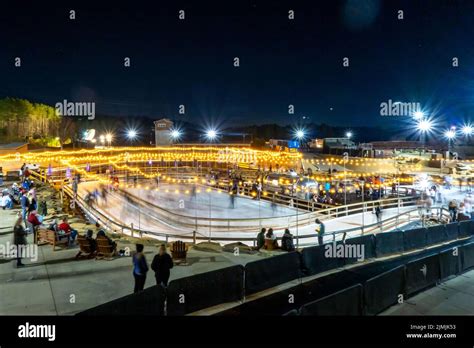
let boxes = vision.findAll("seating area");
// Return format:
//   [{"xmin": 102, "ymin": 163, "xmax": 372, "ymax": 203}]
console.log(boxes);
[
  {"xmin": 76, "ymin": 235, "xmax": 96, "ymax": 259},
  {"xmin": 38, "ymin": 229, "xmax": 70, "ymax": 251},
  {"xmin": 95, "ymin": 236, "xmax": 117, "ymax": 260},
  {"xmin": 171, "ymin": 240, "xmax": 188, "ymax": 264}
]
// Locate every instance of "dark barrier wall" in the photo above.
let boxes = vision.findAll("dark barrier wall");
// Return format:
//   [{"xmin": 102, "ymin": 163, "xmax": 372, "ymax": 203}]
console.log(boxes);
[
  {"xmin": 236, "ymin": 284, "xmax": 304, "ymax": 316},
  {"xmin": 461, "ymin": 242, "xmax": 474, "ymax": 272},
  {"xmin": 405, "ymin": 254, "xmax": 440, "ymax": 296},
  {"xmin": 78, "ymin": 285, "xmax": 165, "ymax": 315},
  {"xmin": 302, "ymin": 270, "xmax": 362, "ymax": 305},
  {"xmin": 439, "ymin": 249, "xmax": 460, "ymax": 280},
  {"xmin": 301, "ymin": 243, "xmax": 345, "ymax": 276},
  {"xmin": 167, "ymin": 265, "xmax": 244, "ymax": 316},
  {"xmin": 426, "ymin": 225, "xmax": 447, "ymax": 246},
  {"xmin": 375, "ymin": 231, "xmax": 404, "ymax": 258},
  {"xmin": 245, "ymin": 252, "xmax": 301, "ymax": 295},
  {"xmin": 403, "ymin": 227, "xmax": 428, "ymax": 251},
  {"xmin": 300, "ymin": 284, "xmax": 363, "ymax": 316},
  {"xmin": 459, "ymin": 220, "xmax": 474, "ymax": 239},
  {"xmin": 364, "ymin": 266, "xmax": 405, "ymax": 316},
  {"xmin": 344, "ymin": 235, "xmax": 376, "ymax": 265},
  {"xmin": 445, "ymin": 222, "xmax": 459, "ymax": 241}
]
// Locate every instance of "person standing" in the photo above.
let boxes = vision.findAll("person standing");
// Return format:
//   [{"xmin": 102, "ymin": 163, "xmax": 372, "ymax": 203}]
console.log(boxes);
[
  {"xmin": 27, "ymin": 210, "xmax": 42, "ymax": 244},
  {"xmin": 315, "ymin": 218, "xmax": 325, "ymax": 245},
  {"xmin": 151, "ymin": 244, "xmax": 174, "ymax": 287},
  {"xmin": 20, "ymin": 192, "xmax": 29, "ymax": 224},
  {"xmin": 448, "ymin": 200, "xmax": 458, "ymax": 222},
  {"xmin": 256, "ymin": 182, "xmax": 262, "ymax": 200},
  {"xmin": 13, "ymin": 214, "xmax": 27, "ymax": 267},
  {"xmin": 132, "ymin": 244, "xmax": 148, "ymax": 293},
  {"xmin": 256, "ymin": 228, "xmax": 266, "ymax": 250},
  {"xmin": 281, "ymin": 228, "xmax": 295, "ymax": 252},
  {"xmin": 375, "ymin": 203, "xmax": 382, "ymax": 225},
  {"xmin": 72, "ymin": 176, "xmax": 78, "ymax": 200}
]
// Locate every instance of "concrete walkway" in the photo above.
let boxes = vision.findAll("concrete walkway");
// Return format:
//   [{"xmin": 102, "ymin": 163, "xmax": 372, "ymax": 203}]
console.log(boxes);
[{"xmin": 381, "ymin": 269, "xmax": 474, "ymax": 315}]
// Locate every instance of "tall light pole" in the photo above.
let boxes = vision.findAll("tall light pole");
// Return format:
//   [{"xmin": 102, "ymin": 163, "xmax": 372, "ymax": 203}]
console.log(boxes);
[
  {"xmin": 462, "ymin": 124, "xmax": 473, "ymax": 138},
  {"xmin": 205, "ymin": 129, "xmax": 218, "ymax": 142},
  {"xmin": 444, "ymin": 127, "xmax": 456, "ymax": 158},
  {"xmin": 360, "ymin": 179, "xmax": 365, "ymax": 234},
  {"xmin": 343, "ymin": 152, "xmax": 349, "ymax": 213},
  {"xmin": 105, "ymin": 133, "xmax": 113, "ymax": 148},
  {"xmin": 126, "ymin": 129, "xmax": 138, "ymax": 143},
  {"xmin": 295, "ymin": 129, "xmax": 306, "ymax": 154},
  {"xmin": 170, "ymin": 129, "xmax": 182, "ymax": 143},
  {"xmin": 416, "ymin": 118, "xmax": 432, "ymax": 149}
]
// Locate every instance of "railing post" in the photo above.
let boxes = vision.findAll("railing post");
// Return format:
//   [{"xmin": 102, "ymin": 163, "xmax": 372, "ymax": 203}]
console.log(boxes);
[{"xmin": 193, "ymin": 230, "xmax": 196, "ymax": 245}]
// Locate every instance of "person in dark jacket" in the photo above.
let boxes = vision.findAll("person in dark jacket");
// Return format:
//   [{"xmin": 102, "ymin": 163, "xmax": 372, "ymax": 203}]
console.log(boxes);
[
  {"xmin": 256, "ymin": 228, "xmax": 266, "ymax": 250},
  {"xmin": 20, "ymin": 192, "xmax": 29, "ymax": 223},
  {"xmin": 13, "ymin": 215, "xmax": 27, "ymax": 267},
  {"xmin": 315, "ymin": 219, "xmax": 325, "ymax": 245},
  {"xmin": 85, "ymin": 229, "xmax": 97, "ymax": 253},
  {"xmin": 151, "ymin": 244, "xmax": 174, "ymax": 287},
  {"xmin": 132, "ymin": 244, "xmax": 148, "ymax": 293},
  {"xmin": 96, "ymin": 229, "xmax": 117, "ymax": 251},
  {"xmin": 281, "ymin": 228, "xmax": 295, "ymax": 252}
]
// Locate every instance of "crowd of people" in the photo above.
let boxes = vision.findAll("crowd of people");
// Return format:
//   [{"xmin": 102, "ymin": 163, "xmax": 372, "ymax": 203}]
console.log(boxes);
[
  {"xmin": 447, "ymin": 195, "xmax": 474, "ymax": 222},
  {"xmin": 254, "ymin": 218, "xmax": 327, "ymax": 251}
]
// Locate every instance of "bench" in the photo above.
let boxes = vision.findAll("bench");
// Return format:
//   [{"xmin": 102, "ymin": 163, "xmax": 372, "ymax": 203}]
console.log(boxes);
[
  {"xmin": 171, "ymin": 240, "xmax": 188, "ymax": 264},
  {"xmin": 95, "ymin": 236, "xmax": 116, "ymax": 260},
  {"xmin": 75, "ymin": 235, "xmax": 96, "ymax": 259},
  {"xmin": 38, "ymin": 229, "xmax": 70, "ymax": 251}
]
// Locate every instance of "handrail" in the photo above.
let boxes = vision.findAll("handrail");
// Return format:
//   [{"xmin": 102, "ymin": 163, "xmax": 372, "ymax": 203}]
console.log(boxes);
[{"xmin": 29, "ymin": 169, "xmax": 446, "ymax": 246}]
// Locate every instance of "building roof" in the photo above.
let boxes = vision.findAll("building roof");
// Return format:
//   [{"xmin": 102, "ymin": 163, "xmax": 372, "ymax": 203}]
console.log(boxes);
[
  {"xmin": 154, "ymin": 118, "xmax": 173, "ymax": 124},
  {"xmin": 370, "ymin": 140, "xmax": 421, "ymax": 149}
]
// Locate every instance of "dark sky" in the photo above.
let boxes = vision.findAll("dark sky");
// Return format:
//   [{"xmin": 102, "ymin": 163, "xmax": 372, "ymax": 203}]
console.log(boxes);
[{"xmin": 1, "ymin": 0, "xmax": 474, "ymax": 129}]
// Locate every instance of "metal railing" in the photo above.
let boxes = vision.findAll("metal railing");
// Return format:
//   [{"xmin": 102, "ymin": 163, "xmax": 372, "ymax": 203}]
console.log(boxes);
[{"xmin": 29, "ymin": 169, "xmax": 446, "ymax": 247}]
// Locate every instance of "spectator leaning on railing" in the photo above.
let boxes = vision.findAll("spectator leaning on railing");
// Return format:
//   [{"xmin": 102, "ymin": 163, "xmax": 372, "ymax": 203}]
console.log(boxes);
[{"xmin": 315, "ymin": 219, "xmax": 325, "ymax": 245}]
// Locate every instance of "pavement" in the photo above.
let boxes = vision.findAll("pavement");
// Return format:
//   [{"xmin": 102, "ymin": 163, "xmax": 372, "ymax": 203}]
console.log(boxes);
[{"xmin": 381, "ymin": 269, "xmax": 474, "ymax": 315}]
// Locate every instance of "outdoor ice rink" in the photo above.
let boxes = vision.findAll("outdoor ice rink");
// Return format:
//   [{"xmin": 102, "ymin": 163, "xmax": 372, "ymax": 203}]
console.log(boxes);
[{"xmin": 76, "ymin": 181, "xmax": 424, "ymax": 246}]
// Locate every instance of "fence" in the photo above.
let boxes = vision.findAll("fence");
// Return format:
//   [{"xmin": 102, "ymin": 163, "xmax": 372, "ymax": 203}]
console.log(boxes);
[
  {"xmin": 75, "ymin": 220, "xmax": 474, "ymax": 316},
  {"xmin": 57, "ymin": 178, "xmax": 449, "ymax": 247}
]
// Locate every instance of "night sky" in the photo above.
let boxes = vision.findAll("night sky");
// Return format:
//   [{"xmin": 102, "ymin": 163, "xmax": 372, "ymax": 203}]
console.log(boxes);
[{"xmin": 1, "ymin": 0, "xmax": 474, "ymax": 129}]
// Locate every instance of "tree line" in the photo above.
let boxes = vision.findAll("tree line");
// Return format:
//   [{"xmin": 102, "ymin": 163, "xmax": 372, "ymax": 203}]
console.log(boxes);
[{"xmin": 0, "ymin": 97, "xmax": 60, "ymax": 141}]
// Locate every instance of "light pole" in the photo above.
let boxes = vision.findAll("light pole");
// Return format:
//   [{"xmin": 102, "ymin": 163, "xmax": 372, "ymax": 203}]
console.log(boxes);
[
  {"xmin": 360, "ymin": 179, "xmax": 365, "ymax": 234},
  {"xmin": 343, "ymin": 152, "xmax": 349, "ymax": 211},
  {"xmin": 205, "ymin": 129, "xmax": 218, "ymax": 142},
  {"xmin": 126, "ymin": 129, "xmax": 138, "ymax": 142},
  {"xmin": 170, "ymin": 128, "xmax": 182, "ymax": 143},
  {"xmin": 295, "ymin": 129, "xmax": 306, "ymax": 154},
  {"xmin": 105, "ymin": 133, "xmax": 113, "ymax": 148},
  {"xmin": 416, "ymin": 118, "xmax": 432, "ymax": 149},
  {"xmin": 444, "ymin": 127, "xmax": 456, "ymax": 158}
]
